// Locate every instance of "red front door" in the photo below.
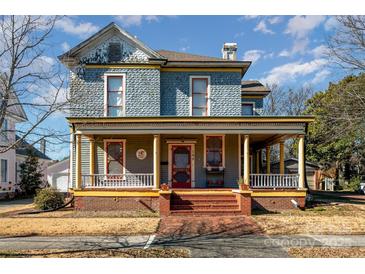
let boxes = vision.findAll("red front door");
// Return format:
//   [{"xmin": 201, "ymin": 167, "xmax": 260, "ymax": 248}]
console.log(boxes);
[{"xmin": 171, "ymin": 145, "xmax": 192, "ymax": 188}]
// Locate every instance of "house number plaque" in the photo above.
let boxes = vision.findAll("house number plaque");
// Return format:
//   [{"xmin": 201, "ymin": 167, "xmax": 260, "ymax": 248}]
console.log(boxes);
[{"xmin": 136, "ymin": 149, "xmax": 147, "ymax": 160}]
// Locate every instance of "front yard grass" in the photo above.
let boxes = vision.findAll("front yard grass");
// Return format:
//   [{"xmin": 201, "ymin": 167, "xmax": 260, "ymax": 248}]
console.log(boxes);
[
  {"xmin": 0, "ymin": 248, "xmax": 190, "ymax": 258},
  {"xmin": 288, "ymin": 247, "xmax": 365, "ymax": 258},
  {"xmin": 252, "ymin": 204, "xmax": 365, "ymax": 235},
  {"xmin": 0, "ymin": 208, "xmax": 160, "ymax": 236}
]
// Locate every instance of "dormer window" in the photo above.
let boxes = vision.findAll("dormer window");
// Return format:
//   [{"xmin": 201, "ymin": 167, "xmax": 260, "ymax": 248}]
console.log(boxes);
[
  {"xmin": 104, "ymin": 74, "xmax": 125, "ymax": 117},
  {"xmin": 190, "ymin": 76, "xmax": 210, "ymax": 116},
  {"xmin": 242, "ymin": 102, "xmax": 255, "ymax": 116},
  {"xmin": 108, "ymin": 43, "xmax": 122, "ymax": 63}
]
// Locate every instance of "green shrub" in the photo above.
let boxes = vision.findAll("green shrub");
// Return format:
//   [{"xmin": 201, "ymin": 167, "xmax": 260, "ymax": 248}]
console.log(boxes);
[
  {"xmin": 346, "ymin": 176, "xmax": 361, "ymax": 192},
  {"xmin": 34, "ymin": 188, "xmax": 64, "ymax": 210}
]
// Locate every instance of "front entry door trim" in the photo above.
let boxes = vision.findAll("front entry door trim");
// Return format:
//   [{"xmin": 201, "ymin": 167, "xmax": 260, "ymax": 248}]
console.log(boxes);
[{"xmin": 168, "ymin": 143, "xmax": 195, "ymax": 188}]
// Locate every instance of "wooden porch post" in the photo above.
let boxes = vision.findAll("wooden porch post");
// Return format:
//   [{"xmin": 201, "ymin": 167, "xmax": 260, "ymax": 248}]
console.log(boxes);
[
  {"xmin": 89, "ymin": 136, "xmax": 95, "ymax": 185},
  {"xmin": 279, "ymin": 142, "xmax": 285, "ymax": 174},
  {"xmin": 243, "ymin": 135, "xmax": 250, "ymax": 185},
  {"xmin": 266, "ymin": 145, "xmax": 271, "ymax": 174},
  {"xmin": 75, "ymin": 134, "xmax": 82, "ymax": 189},
  {"xmin": 298, "ymin": 135, "xmax": 305, "ymax": 189},
  {"xmin": 238, "ymin": 134, "xmax": 242, "ymax": 179},
  {"xmin": 153, "ymin": 134, "xmax": 160, "ymax": 189}
]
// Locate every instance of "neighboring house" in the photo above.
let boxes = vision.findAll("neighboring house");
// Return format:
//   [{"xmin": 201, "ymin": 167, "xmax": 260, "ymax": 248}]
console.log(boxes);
[
  {"xmin": 269, "ymin": 158, "xmax": 321, "ymax": 190},
  {"xmin": 46, "ymin": 157, "xmax": 70, "ymax": 192},
  {"xmin": 59, "ymin": 23, "xmax": 314, "ymax": 215},
  {"xmin": 0, "ymin": 92, "xmax": 27, "ymax": 198},
  {"xmin": 16, "ymin": 137, "xmax": 53, "ymax": 185}
]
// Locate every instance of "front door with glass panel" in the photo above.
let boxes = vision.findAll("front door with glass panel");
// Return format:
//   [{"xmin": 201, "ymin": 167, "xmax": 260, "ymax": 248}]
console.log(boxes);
[
  {"xmin": 106, "ymin": 141, "xmax": 124, "ymax": 175},
  {"xmin": 171, "ymin": 145, "xmax": 192, "ymax": 188}
]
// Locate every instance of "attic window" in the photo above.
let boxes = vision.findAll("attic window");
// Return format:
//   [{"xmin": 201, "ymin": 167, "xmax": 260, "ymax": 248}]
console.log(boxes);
[{"xmin": 108, "ymin": 43, "xmax": 121, "ymax": 62}]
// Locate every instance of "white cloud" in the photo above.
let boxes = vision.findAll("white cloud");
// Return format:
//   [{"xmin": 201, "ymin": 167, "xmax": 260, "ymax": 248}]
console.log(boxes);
[
  {"xmin": 55, "ymin": 17, "xmax": 100, "ymax": 38},
  {"xmin": 254, "ymin": 20, "xmax": 275, "ymax": 35},
  {"xmin": 311, "ymin": 69, "xmax": 331, "ymax": 85},
  {"xmin": 279, "ymin": 38, "xmax": 309, "ymax": 57},
  {"xmin": 243, "ymin": 49, "xmax": 265, "ymax": 63},
  {"xmin": 234, "ymin": 31, "xmax": 245, "ymax": 38},
  {"xmin": 268, "ymin": 16, "xmax": 283, "ymax": 25},
  {"xmin": 260, "ymin": 58, "xmax": 328, "ymax": 85},
  {"xmin": 311, "ymin": 45, "xmax": 329, "ymax": 58},
  {"xmin": 114, "ymin": 15, "xmax": 163, "ymax": 27},
  {"xmin": 285, "ymin": 16, "xmax": 326, "ymax": 38},
  {"xmin": 238, "ymin": 15, "xmax": 259, "ymax": 21},
  {"xmin": 179, "ymin": 46, "xmax": 190, "ymax": 52},
  {"xmin": 61, "ymin": 42, "xmax": 70, "ymax": 51},
  {"xmin": 324, "ymin": 16, "xmax": 339, "ymax": 31}
]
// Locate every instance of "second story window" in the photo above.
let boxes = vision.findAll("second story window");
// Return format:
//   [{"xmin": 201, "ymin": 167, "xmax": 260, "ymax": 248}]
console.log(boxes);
[
  {"xmin": 105, "ymin": 74, "xmax": 125, "ymax": 117},
  {"xmin": 242, "ymin": 102, "xmax": 255, "ymax": 116},
  {"xmin": 191, "ymin": 76, "xmax": 210, "ymax": 116}
]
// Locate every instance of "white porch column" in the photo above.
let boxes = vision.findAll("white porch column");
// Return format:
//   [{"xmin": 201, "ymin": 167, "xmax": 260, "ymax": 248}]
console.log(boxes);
[
  {"xmin": 298, "ymin": 135, "xmax": 305, "ymax": 189},
  {"xmin": 238, "ymin": 134, "xmax": 242, "ymax": 179},
  {"xmin": 279, "ymin": 142, "xmax": 285, "ymax": 174},
  {"xmin": 75, "ymin": 134, "xmax": 82, "ymax": 189},
  {"xmin": 89, "ymin": 136, "xmax": 95, "ymax": 186},
  {"xmin": 243, "ymin": 135, "xmax": 250, "ymax": 185},
  {"xmin": 266, "ymin": 145, "xmax": 271, "ymax": 174},
  {"xmin": 153, "ymin": 134, "xmax": 161, "ymax": 189}
]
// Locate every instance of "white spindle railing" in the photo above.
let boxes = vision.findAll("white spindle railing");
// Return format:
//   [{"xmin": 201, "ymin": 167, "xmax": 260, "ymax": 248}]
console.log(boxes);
[
  {"xmin": 82, "ymin": 174, "xmax": 154, "ymax": 188},
  {"xmin": 250, "ymin": 174, "xmax": 299, "ymax": 188}
]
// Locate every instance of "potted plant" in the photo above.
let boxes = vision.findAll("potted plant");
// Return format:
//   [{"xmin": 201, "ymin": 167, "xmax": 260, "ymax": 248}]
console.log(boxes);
[
  {"xmin": 237, "ymin": 177, "xmax": 249, "ymax": 190},
  {"xmin": 160, "ymin": 183, "xmax": 170, "ymax": 191}
]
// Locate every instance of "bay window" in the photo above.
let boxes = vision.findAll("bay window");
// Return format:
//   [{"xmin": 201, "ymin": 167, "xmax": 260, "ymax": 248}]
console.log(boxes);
[
  {"xmin": 191, "ymin": 76, "xmax": 210, "ymax": 116},
  {"xmin": 105, "ymin": 74, "xmax": 125, "ymax": 117}
]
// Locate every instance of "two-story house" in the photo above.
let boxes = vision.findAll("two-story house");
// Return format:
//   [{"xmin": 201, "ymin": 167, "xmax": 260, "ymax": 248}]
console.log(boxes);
[
  {"xmin": 0, "ymin": 92, "xmax": 27, "ymax": 199},
  {"xmin": 59, "ymin": 23, "xmax": 314, "ymax": 215}
]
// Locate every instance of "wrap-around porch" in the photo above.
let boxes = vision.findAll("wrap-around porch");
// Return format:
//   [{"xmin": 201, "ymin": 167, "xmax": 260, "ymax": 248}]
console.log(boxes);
[{"xmin": 73, "ymin": 133, "xmax": 306, "ymax": 191}]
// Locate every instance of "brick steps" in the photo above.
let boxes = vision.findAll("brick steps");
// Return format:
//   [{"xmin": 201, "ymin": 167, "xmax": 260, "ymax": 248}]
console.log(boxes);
[{"xmin": 170, "ymin": 192, "xmax": 240, "ymax": 216}]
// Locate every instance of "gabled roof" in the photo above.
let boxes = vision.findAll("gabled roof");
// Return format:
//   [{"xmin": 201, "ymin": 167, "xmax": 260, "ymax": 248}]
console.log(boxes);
[
  {"xmin": 15, "ymin": 135, "xmax": 51, "ymax": 160},
  {"xmin": 0, "ymin": 80, "xmax": 27, "ymax": 122},
  {"xmin": 58, "ymin": 22, "xmax": 166, "ymax": 65},
  {"xmin": 157, "ymin": 50, "xmax": 228, "ymax": 62}
]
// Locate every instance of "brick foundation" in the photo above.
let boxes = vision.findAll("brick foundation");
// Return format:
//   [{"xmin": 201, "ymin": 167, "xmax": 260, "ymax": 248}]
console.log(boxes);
[
  {"xmin": 252, "ymin": 196, "xmax": 305, "ymax": 211},
  {"xmin": 74, "ymin": 196, "xmax": 159, "ymax": 212}
]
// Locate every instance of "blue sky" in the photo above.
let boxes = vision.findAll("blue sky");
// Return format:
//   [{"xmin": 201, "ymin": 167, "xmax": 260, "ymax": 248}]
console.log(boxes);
[{"xmin": 38, "ymin": 15, "xmax": 345, "ymax": 160}]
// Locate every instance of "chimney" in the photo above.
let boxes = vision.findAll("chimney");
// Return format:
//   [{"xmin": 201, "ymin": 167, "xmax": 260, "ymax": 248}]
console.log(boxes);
[
  {"xmin": 222, "ymin": 43, "xmax": 237, "ymax": 60},
  {"xmin": 40, "ymin": 139, "xmax": 46, "ymax": 155}
]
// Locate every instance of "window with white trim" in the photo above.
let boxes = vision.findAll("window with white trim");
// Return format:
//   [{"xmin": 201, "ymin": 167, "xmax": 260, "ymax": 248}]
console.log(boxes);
[
  {"xmin": 106, "ymin": 75, "xmax": 124, "ymax": 117},
  {"xmin": 191, "ymin": 77, "xmax": 209, "ymax": 116},
  {"xmin": 1, "ymin": 159, "xmax": 8, "ymax": 183},
  {"xmin": 205, "ymin": 135, "xmax": 224, "ymax": 168},
  {"xmin": 242, "ymin": 103, "xmax": 255, "ymax": 116}
]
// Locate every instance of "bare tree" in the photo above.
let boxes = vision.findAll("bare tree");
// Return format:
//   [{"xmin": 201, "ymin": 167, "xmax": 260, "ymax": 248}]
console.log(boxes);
[
  {"xmin": 327, "ymin": 16, "xmax": 365, "ymax": 71},
  {"xmin": 0, "ymin": 16, "xmax": 72, "ymax": 153}
]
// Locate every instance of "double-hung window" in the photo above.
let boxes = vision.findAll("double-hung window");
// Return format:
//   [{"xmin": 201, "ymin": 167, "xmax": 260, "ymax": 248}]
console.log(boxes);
[
  {"xmin": 191, "ymin": 76, "xmax": 210, "ymax": 116},
  {"xmin": 242, "ymin": 102, "xmax": 255, "ymax": 116},
  {"xmin": 1, "ymin": 159, "xmax": 7, "ymax": 183},
  {"xmin": 204, "ymin": 135, "xmax": 224, "ymax": 168},
  {"xmin": 105, "ymin": 74, "xmax": 125, "ymax": 117}
]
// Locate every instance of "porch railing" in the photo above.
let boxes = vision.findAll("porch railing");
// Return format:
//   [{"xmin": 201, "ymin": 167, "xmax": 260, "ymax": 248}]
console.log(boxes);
[
  {"xmin": 250, "ymin": 174, "xmax": 299, "ymax": 188},
  {"xmin": 82, "ymin": 174, "xmax": 154, "ymax": 188}
]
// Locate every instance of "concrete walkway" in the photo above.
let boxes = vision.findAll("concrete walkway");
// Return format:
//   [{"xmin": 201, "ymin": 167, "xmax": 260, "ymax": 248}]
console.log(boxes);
[{"xmin": 1, "ymin": 234, "xmax": 365, "ymax": 257}]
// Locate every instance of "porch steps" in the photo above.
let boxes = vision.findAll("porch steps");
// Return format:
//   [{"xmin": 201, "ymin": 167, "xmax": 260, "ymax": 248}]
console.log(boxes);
[{"xmin": 170, "ymin": 192, "xmax": 240, "ymax": 216}]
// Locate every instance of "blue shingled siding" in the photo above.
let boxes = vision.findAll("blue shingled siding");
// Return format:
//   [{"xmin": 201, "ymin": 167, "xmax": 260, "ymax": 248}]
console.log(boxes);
[
  {"xmin": 160, "ymin": 71, "xmax": 242, "ymax": 116},
  {"xmin": 241, "ymin": 97, "xmax": 264, "ymax": 115}
]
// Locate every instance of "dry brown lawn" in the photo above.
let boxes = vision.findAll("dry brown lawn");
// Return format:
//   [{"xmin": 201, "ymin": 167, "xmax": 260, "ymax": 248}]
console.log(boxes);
[
  {"xmin": 288, "ymin": 247, "xmax": 365, "ymax": 258},
  {"xmin": 0, "ymin": 217, "xmax": 159, "ymax": 236},
  {"xmin": 253, "ymin": 204, "xmax": 365, "ymax": 235},
  {"xmin": 0, "ymin": 248, "xmax": 190, "ymax": 258}
]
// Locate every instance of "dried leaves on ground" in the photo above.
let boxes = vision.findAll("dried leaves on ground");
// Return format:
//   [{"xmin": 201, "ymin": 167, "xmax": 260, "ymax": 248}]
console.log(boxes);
[
  {"xmin": 0, "ymin": 217, "xmax": 159, "ymax": 236},
  {"xmin": 0, "ymin": 248, "xmax": 190, "ymax": 258},
  {"xmin": 253, "ymin": 204, "xmax": 365, "ymax": 235},
  {"xmin": 288, "ymin": 247, "xmax": 365, "ymax": 258}
]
